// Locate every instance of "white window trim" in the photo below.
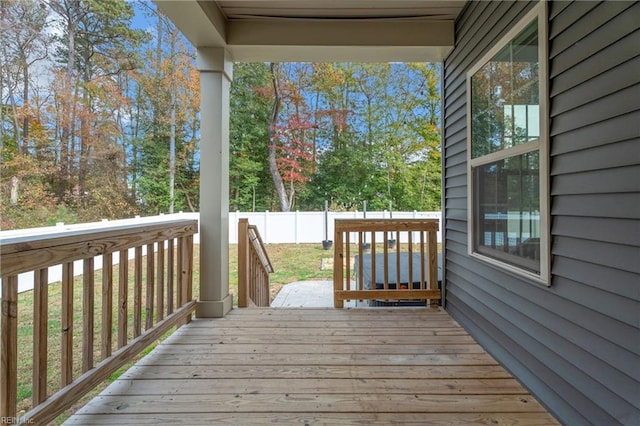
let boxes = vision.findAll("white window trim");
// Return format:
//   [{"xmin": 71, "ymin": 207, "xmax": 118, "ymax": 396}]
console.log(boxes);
[{"xmin": 466, "ymin": 1, "xmax": 550, "ymax": 286}]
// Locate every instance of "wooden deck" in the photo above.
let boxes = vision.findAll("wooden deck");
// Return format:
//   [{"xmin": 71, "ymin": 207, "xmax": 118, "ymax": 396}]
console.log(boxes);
[{"xmin": 66, "ymin": 308, "xmax": 558, "ymax": 425}]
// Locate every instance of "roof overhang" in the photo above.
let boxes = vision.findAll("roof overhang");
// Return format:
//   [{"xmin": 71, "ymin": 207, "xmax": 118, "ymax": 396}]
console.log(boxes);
[{"xmin": 154, "ymin": 1, "xmax": 461, "ymax": 62}]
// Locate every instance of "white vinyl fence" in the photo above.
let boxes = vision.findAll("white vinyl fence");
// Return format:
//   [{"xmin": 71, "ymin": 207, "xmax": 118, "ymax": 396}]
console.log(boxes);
[
  {"xmin": 227, "ymin": 210, "xmax": 442, "ymax": 244},
  {"xmin": 1, "ymin": 211, "xmax": 441, "ymax": 293}
]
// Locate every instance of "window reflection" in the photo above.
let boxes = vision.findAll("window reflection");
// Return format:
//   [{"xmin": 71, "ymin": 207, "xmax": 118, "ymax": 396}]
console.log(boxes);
[
  {"xmin": 471, "ymin": 20, "xmax": 539, "ymax": 158},
  {"xmin": 474, "ymin": 152, "xmax": 540, "ymax": 272}
]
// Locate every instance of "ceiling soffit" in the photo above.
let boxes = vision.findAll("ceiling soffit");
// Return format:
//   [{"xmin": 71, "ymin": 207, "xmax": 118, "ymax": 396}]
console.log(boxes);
[{"xmin": 155, "ymin": 1, "xmax": 464, "ymax": 62}]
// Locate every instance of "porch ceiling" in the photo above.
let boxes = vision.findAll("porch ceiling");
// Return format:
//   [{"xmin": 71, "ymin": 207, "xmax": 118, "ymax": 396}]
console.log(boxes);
[{"xmin": 154, "ymin": 0, "xmax": 465, "ymax": 62}]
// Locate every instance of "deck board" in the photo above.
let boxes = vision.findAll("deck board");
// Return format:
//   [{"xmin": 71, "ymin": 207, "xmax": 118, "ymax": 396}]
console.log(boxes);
[{"xmin": 67, "ymin": 307, "xmax": 559, "ymax": 425}]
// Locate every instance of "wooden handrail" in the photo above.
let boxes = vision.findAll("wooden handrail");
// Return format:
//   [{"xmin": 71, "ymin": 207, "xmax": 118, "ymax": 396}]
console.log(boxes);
[
  {"xmin": 0, "ymin": 217, "xmax": 197, "ymax": 425},
  {"xmin": 238, "ymin": 219, "xmax": 274, "ymax": 307},
  {"xmin": 333, "ymin": 219, "xmax": 440, "ymax": 308}
]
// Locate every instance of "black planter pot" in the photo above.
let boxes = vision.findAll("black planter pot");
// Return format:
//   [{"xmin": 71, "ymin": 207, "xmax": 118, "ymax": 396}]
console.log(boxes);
[{"xmin": 322, "ymin": 240, "xmax": 333, "ymax": 250}]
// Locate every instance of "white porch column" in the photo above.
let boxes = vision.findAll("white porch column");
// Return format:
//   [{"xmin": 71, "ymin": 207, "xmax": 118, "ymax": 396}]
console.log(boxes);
[{"xmin": 195, "ymin": 48, "xmax": 233, "ymax": 317}]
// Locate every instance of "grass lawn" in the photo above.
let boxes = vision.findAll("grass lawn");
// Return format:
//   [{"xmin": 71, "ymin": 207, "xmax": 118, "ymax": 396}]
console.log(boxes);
[
  {"xmin": 11, "ymin": 242, "xmax": 438, "ymax": 423},
  {"xmin": 230, "ymin": 243, "xmax": 335, "ymax": 298}
]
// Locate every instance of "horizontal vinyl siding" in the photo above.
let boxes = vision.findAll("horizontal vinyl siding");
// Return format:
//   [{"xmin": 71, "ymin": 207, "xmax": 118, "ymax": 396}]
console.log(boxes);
[{"xmin": 443, "ymin": 1, "xmax": 640, "ymax": 425}]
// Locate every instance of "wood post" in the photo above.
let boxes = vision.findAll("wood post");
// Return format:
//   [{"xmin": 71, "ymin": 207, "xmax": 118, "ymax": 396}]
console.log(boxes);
[
  {"xmin": 82, "ymin": 258, "xmax": 95, "ymax": 373},
  {"xmin": 238, "ymin": 218, "xmax": 249, "ymax": 308},
  {"xmin": 333, "ymin": 226, "xmax": 344, "ymax": 308},
  {"xmin": 167, "ymin": 239, "xmax": 174, "ymax": 315},
  {"xmin": 61, "ymin": 262, "xmax": 74, "ymax": 387},
  {"xmin": 156, "ymin": 242, "xmax": 165, "ymax": 321},
  {"xmin": 101, "ymin": 253, "xmax": 113, "ymax": 359},
  {"xmin": 180, "ymin": 235, "xmax": 193, "ymax": 325},
  {"xmin": 1, "ymin": 275, "xmax": 18, "ymax": 420},
  {"xmin": 134, "ymin": 246, "xmax": 143, "ymax": 338},
  {"xmin": 146, "ymin": 243, "xmax": 155, "ymax": 330},
  {"xmin": 118, "ymin": 251, "xmax": 128, "ymax": 349},
  {"xmin": 33, "ymin": 268, "xmax": 48, "ymax": 405}
]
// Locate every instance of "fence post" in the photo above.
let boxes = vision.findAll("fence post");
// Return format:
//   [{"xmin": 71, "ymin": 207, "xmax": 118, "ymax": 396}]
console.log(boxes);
[
  {"xmin": 264, "ymin": 210, "xmax": 269, "ymax": 244},
  {"xmin": 237, "ymin": 219, "xmax": 249, "ymax": 308},
  {"xmin": 295, "ymin": 210, "xmax": 299, "ymax": 244}
]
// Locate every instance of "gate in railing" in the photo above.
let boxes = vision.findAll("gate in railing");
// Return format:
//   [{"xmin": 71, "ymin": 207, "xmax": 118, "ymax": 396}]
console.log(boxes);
[
  {"xmin": 333, "ymin": 219, "xmax": 440, "ymax": 308},
  {"xmin": 0, "ymin": 218, "xmax": 197, "ymax": 425},
  {"xmin": 237, "ymin": 219, "xmax": 274, "ymax": 307}
]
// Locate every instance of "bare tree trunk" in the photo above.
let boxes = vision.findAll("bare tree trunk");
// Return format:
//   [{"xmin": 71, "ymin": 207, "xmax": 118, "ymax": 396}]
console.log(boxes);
[
  {"xmin": 169, "ymin": 30, "xmax": 176, "ymax": 213},
  {"xmin": 78, "ymin": 55, "xmax": 91, "ymax": 199},
  {"xmin": 10, "ymin": 176, "xmax": 19, "ymax": 205},
  {"xmin": 287, "ymin": 168, "xmax": 295, "ymax": 210},
  {"xmin": 59, "ymin": 9, "xmax": 76, "ymax": 200},
  {"xmin": 1, "ymin": 40, "xmax": 21, "ymax": 148},
  {"xmin": 312, "ymin": 88, "xmax": 319, "ymax": 173},
  {"xmin": 267, "ymin": 63, "xmax": 289, "ymax": 212},
  {"xmin": 131, "ymin": 84, "xmax": 142, "ymax": 200},
  {"xmin": 21, "ymin": 65, "xmax": 29, "ymax": 154}
]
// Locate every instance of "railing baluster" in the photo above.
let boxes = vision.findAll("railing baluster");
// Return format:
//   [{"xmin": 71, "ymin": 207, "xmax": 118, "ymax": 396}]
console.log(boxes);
[
  {"xmin": 358, "ymin": 232, "xmax": 364, "ymax": 291},
  {"xmin": 254, "ymin": 254, "xmax": 258, "ymax": 303},
  {"xmin": 61, "ymin": 262, "xmax": 73, "ymax": 387},
  {"xmin": 420, "ymin": 232, "xmax": 426, "ymax": 289},
  {"xmin": 176, "ymin": 237, "xmax": 184, "ymax": 310},
  {"xmin": 258, "ymin": 256, "xmax": 261, "ymax": 305},
  {"xmin": 186, "ymin": 236, "xmax": 193, "ymax": 309},
  {"xmin": 82, "ymin": 258, "xmax": 95, "ymax": 372},
  {"xmin": 408, "ymin": 232, "xmax": 413, "ymax": 291},
  {"xmin": 180, "ymin": 235, "xmax": 193, "ymax": 324},
  {"xmin": 333, "ymin": 227, "xmax": 344, "ymax": 308},
  {"xmin": 428, "ymin": 228, "xmax": 438, "ymax": 307},
  {"xmin": 102, "ymin": 253, "xmax": 113, "ymax": 358},
  {"xmin": 345, "ymin": 231, "xmax": 351, "ymax": 290},
  {"xmin": 134, "ymin": 246, "xmax": 142, "ymax": 338},
  {"xmin": 252, "ymin": 254, "xmax": 256, "ymax": 303},
  {"xmin": 383, "ymin": 231, "xmax": 389, "ymax": 290},
  {"xmin": 395, "ymin": 232, "xmax": 401, "ymax": 288},
  {"xmin": 238, "ymin": 219, "xmax": 249, "ymax": 307},
  {"xmin": 1, "ymin": 275, "xmax": 18, "ymax": 419},
  {"xmin": 118, "ymin": 250, "xmax": 128, "ymax": 348},
  {"xmin": 167, "ymin": 239, "xmax": 174, "ymax": 315},
  {"xmin": 259, "ymin": 256, "xmax": 263, "ymax": 304},
  {"xmin": 33, "ymin": 268, "xmax": 48, "ymax": 405},
  {"xmin": 371, "ymin": 232, "xmax": 377, "ymax": 289},
  {"xmin": 146, "ymin": 243, "xmax": 155, "ymax": 330},
  {"xmin": 156, "ymin": 241, "xmax": 165, "ymax": 321}
]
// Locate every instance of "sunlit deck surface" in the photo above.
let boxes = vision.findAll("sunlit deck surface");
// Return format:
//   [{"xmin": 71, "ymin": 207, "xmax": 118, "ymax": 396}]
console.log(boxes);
[{"xmin": 67, "ymin": 308, "xmax": 558, "ymax": 425}]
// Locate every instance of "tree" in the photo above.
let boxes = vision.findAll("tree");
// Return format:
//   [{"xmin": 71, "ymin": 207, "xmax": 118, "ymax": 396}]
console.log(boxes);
[
  {"xmin": 0, "ymin": 0, "xmax": 50, "ymax": 215},
  {"xmin": 266, "ymin": 63, "xmax": 289, "ymax": 211},
  {"xmin": 134, "ymin": 11, "xmax": 199, "ymax": 215},
  {"xmin": 48, "ymin": 0, "xmax": 146, "ymax": 218},
  {"xmin": 300, "ymin": 62, "xmax": 442, "ymax": 211},
  {"xmin": 229, "ymin": 62, "xmax": 272, "ymax": 211}
]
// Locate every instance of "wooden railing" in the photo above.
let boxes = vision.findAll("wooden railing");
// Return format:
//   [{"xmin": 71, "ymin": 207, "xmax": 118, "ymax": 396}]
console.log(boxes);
[
  {"xmin": 333, "ymin": 219, "xmax": 440, "ymax": 308},
  {"xmin": 237, "ymin": 219, "xmax": 274, "ymax": 307},
  {"xmin": 0, "ymin": 217, "xmax": 197, "ymax": 425}
]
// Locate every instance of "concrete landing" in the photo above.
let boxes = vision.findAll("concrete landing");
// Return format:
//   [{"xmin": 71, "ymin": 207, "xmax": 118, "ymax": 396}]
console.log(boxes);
[{"xmin": 271, "ymin": 281, "xmax": 355, "ymax": 308}]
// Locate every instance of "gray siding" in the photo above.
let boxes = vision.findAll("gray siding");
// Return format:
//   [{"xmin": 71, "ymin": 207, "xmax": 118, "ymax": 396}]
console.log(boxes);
[{"xmin": 442, "ymin": 1, "xmax": 640, "ymax": 424}]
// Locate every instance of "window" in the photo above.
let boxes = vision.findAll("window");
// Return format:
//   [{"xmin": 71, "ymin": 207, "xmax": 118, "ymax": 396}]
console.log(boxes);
[{"xmin": 467, "ymin": 3, "xmax": 549, "ymax": 283}]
